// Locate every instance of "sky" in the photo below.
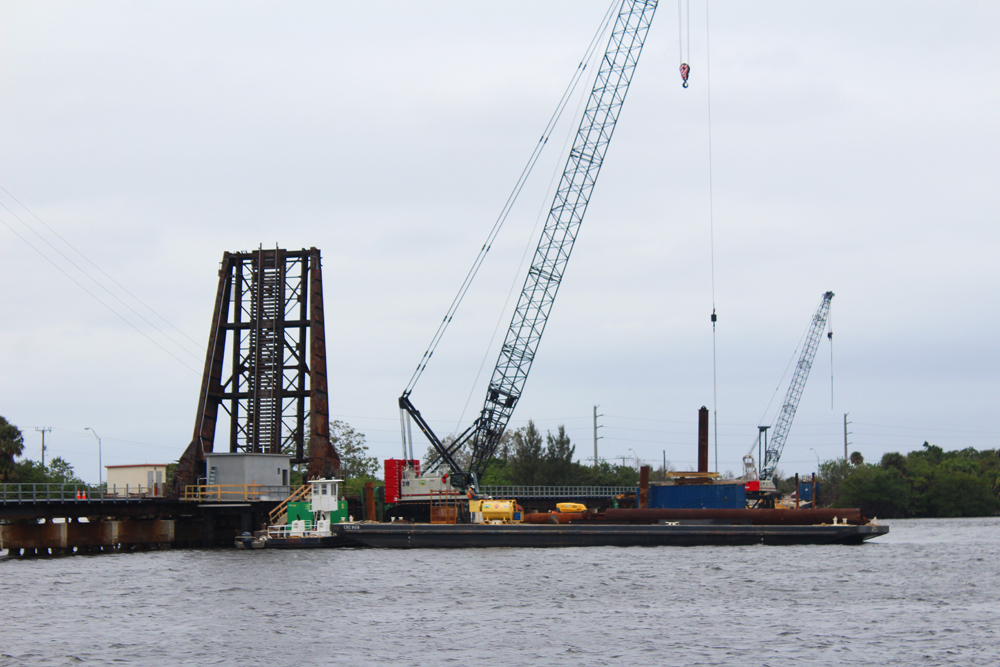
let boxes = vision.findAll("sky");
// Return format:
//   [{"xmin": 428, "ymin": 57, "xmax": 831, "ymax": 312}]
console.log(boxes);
[{"xmin": 1, "ymin": 1, "xmax": 997, "ymax": 485}]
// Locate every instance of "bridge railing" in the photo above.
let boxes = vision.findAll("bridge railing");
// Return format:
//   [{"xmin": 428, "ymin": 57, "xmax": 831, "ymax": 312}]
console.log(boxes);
[
  {"xmin": 183, "ymin": 484, "xmax": 292, "ymax": 502},
  {"xmin": 1, "ymin": 483, "xmax": 104, "ymax": 502},
  {"xmin": 479, "ymin": 486, "xmax": 635, "ymax": 499}
]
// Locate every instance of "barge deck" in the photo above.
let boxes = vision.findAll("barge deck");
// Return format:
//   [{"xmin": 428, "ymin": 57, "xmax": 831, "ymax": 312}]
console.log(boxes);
[{"xmin": 335, "ymin": 521, "xmax": 888, "ymax": 549}]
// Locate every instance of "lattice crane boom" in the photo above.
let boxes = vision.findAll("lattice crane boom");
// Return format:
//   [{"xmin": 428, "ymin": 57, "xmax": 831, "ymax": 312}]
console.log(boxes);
[
  {"xmin": 759, "ymin": 291, "xmax": 834, "ymax": 481},
  {"xmin": 408, "ymin": 0, "xmax": 659, "ymax": 483}
]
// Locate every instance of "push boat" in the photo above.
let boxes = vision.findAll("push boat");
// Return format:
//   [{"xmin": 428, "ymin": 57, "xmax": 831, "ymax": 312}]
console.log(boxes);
[{"xmin": 235, "ymin": 478, "xmax": 357, "ymax": 549}]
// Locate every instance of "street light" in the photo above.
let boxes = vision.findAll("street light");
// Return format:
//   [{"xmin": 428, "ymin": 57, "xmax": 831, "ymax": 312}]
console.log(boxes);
[
  {"xmin": 809, "ymin": 447, "xmax": 820, "ymax": 470},
  {"xmin": 629, "ymin": 448, "xmax": 640, "ymax": 472},
  {"xmin": 85, "ymin": 427, "xmax": 102, "ymax": 488}
]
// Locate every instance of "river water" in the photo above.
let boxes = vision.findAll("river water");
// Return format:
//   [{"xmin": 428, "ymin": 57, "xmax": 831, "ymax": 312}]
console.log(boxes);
[{"xmin": 1, "ymin": 517, "xmax": 998, "ymax": 666}]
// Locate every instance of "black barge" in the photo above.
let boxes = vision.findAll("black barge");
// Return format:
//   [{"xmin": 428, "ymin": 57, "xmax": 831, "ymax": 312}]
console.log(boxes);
[{"xmin": 335, "ymin": 521, "xmax": 888, "ymax": 549}]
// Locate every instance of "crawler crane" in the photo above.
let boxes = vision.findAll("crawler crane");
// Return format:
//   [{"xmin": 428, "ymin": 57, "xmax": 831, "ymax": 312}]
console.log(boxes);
[{"xmin": 395, "ymin": 1, "xmax": 660, "ymax": 510}]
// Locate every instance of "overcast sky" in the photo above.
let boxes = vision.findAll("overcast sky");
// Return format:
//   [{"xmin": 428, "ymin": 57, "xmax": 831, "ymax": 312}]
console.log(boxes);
[{"xmin": 1, "ymin": 1, "xmax": 997, "ymax": 484}]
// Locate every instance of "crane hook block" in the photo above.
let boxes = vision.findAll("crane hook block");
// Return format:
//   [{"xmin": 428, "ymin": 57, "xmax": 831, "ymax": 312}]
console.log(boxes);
[{"xmin": 679, "ymin": 63, "xmax": 691, "ymax": 88}]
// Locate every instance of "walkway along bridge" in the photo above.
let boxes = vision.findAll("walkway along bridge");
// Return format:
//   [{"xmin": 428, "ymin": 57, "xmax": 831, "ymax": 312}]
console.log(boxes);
[
  {"xmin": 0, "ymin": 483, "xmax": 285, "ymax": 557},
  {"xmin": 0, "ymin": 248, "xmax": 342, "ymax": 559}
]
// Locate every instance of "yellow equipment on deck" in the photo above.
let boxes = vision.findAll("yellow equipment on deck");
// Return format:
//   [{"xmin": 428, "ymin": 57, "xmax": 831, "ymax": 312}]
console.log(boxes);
[
  {"xmin": 556, "ymin": 502, "xmax": 588, "ymax": 513},
  {"xmin": 469, "ymin": 499, "xmax": 523, "ymax": 524}
]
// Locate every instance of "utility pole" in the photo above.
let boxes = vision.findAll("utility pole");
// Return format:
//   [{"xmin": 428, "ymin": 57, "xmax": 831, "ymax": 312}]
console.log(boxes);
[
  {"xmin": 35, "ymin": 427, "xmax": 51, "ymax": 467},
  {"xmin": 843, "ymin": 413, "xmax": 851, "ymax": 460},
  {"xmin": 593, "ymin": 405, "xmax": 603, "ymax": 466}
]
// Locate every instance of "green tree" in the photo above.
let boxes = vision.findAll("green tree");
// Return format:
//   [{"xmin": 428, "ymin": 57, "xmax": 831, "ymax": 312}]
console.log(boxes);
[
  {"xmin": 10, "ymin": 456, "xmax": 86, "ymax": 485},
  {"xmin": 849, "ymin": 451, "xmax": 865, "ymax": 466},
  {"xmin": 823, "ymin": 443, "xmax": 1000, "ymax": 518},
  {"xmin": 880, "ymin": 451, "xmax": 908, "ymax": 475},
  {"xmin": 332, "ymin": 420, "xmax": 378, "ymax": 478},
  {"xmin": 920, "ymin": 470, "xmax": 998, "ymax": 517},
  {"xmin": 479, "ymin": 458, "xmax": 514, "ymax": 485},
  {"xmin": 838, "ymin": 465, "xmax": 911, "ymax": 518},
  {"xmin": 816, "ymin": 458, "xmax": 853, "ymax": 507},
  {"xmin": 12, "ymin": 459, "xmax": 48, "ymax": 483},
  {"xmin": 0, "ymin": 416, "xmax": 25, "ymax": 482},
  {"xmin": 573, "ymin": 460, "xmax": 639, "ymax": 486},
  {"xmin": 541, "ymin": 425, "xmax": 575, "ymax": 485},
  {"xmin": 419, "ymin": 429, "xmax": 515, "ymax": 478},
  {"xmin": 509, "ymin": 421, "xmax": 544, "ymax": 485},
  {"xmin": 46, "ymin": 457, "xmax": 84, "ymax": 483}
]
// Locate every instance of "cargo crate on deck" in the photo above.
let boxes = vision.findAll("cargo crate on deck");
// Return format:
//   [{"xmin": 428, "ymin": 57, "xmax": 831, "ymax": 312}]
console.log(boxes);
[{"xmin": 646, "ymin": 483, "xmax": 746, "ymax": 509}]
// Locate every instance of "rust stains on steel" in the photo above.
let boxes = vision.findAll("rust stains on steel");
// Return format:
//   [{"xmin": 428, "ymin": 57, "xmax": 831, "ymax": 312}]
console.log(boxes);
[
  {"xmin": 175, "ymin": 247, "xmax": 339, "ymax": 492},
  {"xmin": 306, "ymin": 251, "xmax": 339, "ymax": 479},
  {"xmin": 364, "ymin": 482, "xmax": 377, "ymax": 522},
  {"xmin": 176, "ymin": 251, "xmax": 234, "ymax": 492},
  {"xmin": 638, "ymin": 465, "xmax": 650, "ymax": 509},
  {"xmin": 698, "ymin": 405, "xmax": 709, "ymax": 473}
]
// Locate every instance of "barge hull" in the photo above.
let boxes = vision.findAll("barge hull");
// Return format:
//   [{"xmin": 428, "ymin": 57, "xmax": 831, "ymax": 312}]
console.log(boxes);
[
  {"xmin": 337, "ymin": 522, "xmax": 888, "ymax": 549},
  {"xmin": 263, "ymin": 534, "xmax": 357, "ymax": 549}
]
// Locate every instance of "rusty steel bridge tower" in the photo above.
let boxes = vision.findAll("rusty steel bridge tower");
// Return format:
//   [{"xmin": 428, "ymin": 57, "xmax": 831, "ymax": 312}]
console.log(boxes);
[{"xmin": 175, "ymin": 247, "xmax": 339, "ymax": 491}]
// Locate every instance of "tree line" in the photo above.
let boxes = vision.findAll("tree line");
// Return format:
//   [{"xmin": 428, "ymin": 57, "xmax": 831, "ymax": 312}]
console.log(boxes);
[
  {"xmin": 0, "ymin": 415, "xmax": 88, "ymax": 485},
  {"xmin": 426, "ymin": 420, "xmax": 640, "ymax": 487},
  {"xmin": 816, "ymin": 442, "xmax": 1000, "ymax": 518}
]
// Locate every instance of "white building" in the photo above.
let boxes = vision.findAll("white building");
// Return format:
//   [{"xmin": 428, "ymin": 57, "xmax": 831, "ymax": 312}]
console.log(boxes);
[{"xmin": 105, "ymin": 464, "xmax": 169, "ymax": 497}]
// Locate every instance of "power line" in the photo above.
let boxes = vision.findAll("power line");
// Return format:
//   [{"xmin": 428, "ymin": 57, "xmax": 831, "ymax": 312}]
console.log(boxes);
[
  {"xmin": 0, "ymin": 214, "xmax": 199, "ymax": 372},
  {"xmin": 0, "ymin": 182, "xmax": 203, "ymax": 352},
  {"xmin": 402, "ymin": 1, "xmax": 618, "ymax": 397}
]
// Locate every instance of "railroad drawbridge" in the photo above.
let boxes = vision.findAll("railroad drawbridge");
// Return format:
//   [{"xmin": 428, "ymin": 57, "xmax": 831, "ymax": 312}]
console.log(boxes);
[{"xmin": 175, "ymin": 247, "xmax": 340, "ymax": 493}]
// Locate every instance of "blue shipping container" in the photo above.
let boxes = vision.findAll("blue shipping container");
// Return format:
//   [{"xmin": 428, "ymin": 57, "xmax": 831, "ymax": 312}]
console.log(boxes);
[
  {"xmin": 797, "ymin": 482, "xmax": 819, "ymax": 503},
  {"xmin": 644, "ymin": 483, "xmax": 746, "ymax": 509}
]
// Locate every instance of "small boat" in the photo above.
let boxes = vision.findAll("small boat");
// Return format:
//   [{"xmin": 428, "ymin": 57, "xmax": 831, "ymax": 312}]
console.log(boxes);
[{"xmin": 235, "ymin": 531, "xmax": 266, "ymax": 549}]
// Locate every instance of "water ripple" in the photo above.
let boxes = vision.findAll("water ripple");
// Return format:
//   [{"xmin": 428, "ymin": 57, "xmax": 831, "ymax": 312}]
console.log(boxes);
[{"xmin": 2, "ymin": 517, "xmax": 999, "ymax": 665}]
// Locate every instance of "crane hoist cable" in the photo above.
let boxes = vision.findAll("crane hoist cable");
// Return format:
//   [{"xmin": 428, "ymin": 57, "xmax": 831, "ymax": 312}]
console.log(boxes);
[
  {"xmin": 457, "ymin": 72, "xmax": 600, "ymax": 431},
  {"xmin": 705, "ymin": 0, "xmax": 717, "ymax": 469},
  {"xmin": 404, "ymin": 0, "xmax": 660, "ymax": 483},
  {"xmin": 401, "ymin": 1, "xmax": 618, "ymax": 398},
  {"xmin": 828, "ymin": 306, "xmax": 834, "ymax": 408},
  {"xmin": 678, "ymin": 0, "xmax": 691, "ymax": 87}
]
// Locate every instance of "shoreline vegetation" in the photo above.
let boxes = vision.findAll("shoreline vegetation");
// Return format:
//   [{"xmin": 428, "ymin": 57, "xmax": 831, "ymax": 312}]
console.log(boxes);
[
  {"xmin": 814, "ymin": 443, "xmax": 1000, "ymax": 519},
  {"xmin": 4, "ymin": 414, "xmax": 998, "ymax": 519}
]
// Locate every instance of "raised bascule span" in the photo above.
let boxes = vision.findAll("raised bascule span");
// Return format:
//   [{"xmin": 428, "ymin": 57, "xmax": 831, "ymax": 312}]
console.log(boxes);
[{"xmin": 175, "ymin": 247, "xmax": 339, "ymax": 491}]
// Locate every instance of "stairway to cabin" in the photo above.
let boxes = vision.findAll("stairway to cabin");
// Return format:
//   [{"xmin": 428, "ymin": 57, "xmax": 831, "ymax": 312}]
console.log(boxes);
[{"xmin": 268, "ymin": 484, "xmax": 312, "ymax": 527}]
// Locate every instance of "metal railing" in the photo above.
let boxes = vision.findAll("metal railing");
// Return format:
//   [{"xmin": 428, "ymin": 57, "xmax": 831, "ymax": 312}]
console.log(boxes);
[
  {"xmin": 479, "ymin": 486, "xmax": 635, "ymax": 499},
  {"xmin": 0, "ymin": 483, "xmax": 146, "ymax": 503},
  {"xmin": 106, "ymin": 484, "xmax": 165, "ymax": 498},
  {"xmin": 268, "ymin": 484, "xmax": 311, "ymax": 525},
  {"xmin": 267, "ymin": 521, "xmax": 313, "ymax": 538},
  {"xmin": 265, "ymin": 520, "xmax": 341, "ymax": 539},
  {"xmin": 183, "ymin": 484, "xmax": 292, "ymax": 502}
]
